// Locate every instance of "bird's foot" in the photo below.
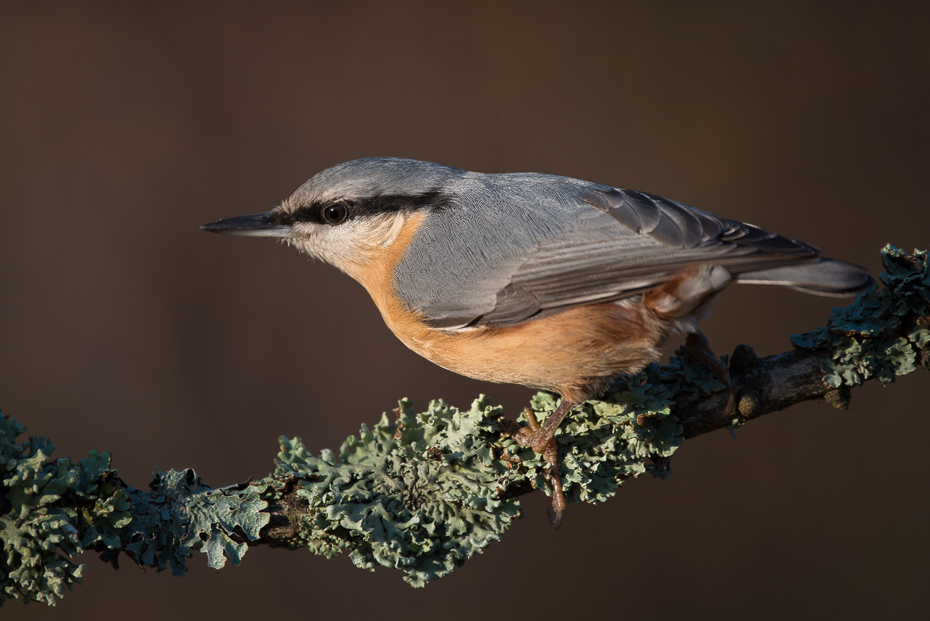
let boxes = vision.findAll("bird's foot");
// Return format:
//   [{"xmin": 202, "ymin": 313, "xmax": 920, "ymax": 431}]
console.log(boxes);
[
  {"xmin": 685, "ymin": 330, "xmax": 735, "ymax": 416},
  {"xmin": 513, "ymin": 402, "xmax": 573, "ymax": 529}
]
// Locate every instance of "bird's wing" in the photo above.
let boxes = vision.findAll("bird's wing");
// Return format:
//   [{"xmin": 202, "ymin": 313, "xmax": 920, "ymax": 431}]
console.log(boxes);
[{"xmin": 395, "ymin": 184, "xmax": 821, "ymax": 330}]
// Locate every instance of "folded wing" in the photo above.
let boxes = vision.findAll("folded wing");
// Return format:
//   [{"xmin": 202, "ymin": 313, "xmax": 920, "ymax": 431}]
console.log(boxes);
[{"xmin": 396, "ymin": 180, "xmax": 871, "ymax": 330}]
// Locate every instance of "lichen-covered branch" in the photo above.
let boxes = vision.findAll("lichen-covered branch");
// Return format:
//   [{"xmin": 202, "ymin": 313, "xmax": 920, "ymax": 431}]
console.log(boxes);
[{"xmin": 2, "ymin": 245, "xmax": 927, "ymax": 606}]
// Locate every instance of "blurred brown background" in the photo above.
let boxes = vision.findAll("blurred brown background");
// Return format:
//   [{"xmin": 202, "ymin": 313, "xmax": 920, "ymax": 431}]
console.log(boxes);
[{"xmin": 1, "ymin": 2, "xmax": 928, "ymax": 619}]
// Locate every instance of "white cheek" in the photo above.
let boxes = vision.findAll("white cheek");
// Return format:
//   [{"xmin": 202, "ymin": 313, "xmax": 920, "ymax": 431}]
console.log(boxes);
[{"xmin": 286, "ymin": 213, "xmax": 408, "ymax": 270}]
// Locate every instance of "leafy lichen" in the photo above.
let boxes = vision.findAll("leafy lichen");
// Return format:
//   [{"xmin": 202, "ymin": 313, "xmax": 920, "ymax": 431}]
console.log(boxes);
[
  {"xmin": 3, "ymin": 244, "xmax": 926, "ymax": 605},
  {"xmin": 0, "ymin": 413, "xmax": 130, "ymax": 606},
  {"xmin": 502, "ymin": 352, "xmax": 699, "ymax": 506},
  {"xmin": 0, "ymin": 413, "xmax": 269, "ymax": 607},
  {"xmin": 269, "ymin": 348, "xmax": 724, "ymax": 587},
  {"xmin": 120, "ymin": 469, "xmax": 269, "ymax": 575},
  {"xmin": 274, "ymin": 397, "xmax": 521, "ymax": 587},
  {"xmin": 792, "ymin": 245, "xmax": 930, "ymax": 386}
]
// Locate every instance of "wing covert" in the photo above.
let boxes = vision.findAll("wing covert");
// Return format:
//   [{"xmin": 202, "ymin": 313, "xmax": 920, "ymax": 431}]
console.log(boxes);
[{"xmin": 393, "ymin": 178, "xmax": 822, "ymax": 331}]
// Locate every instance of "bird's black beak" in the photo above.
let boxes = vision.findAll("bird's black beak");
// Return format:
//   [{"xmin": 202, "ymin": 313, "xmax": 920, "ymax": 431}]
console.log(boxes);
[{"xmin": 200, "ymin": 211, "xmax": 292, "ymax": 237}]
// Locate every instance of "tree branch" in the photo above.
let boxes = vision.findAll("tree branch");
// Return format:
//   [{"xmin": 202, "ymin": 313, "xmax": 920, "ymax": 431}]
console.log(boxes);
[
  {"xmin": 678, "ymin": 346, "xmax": 841, "ymax": 438},
  {"xmin": 2, "ymin": 245, "xmax": 927, "ymax": 606}
]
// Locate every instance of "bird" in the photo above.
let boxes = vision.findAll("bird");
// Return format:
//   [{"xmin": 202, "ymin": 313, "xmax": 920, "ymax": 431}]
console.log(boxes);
[{"xmin": 201, "ymin": 157, "xmax": 872, "ymax": 527}]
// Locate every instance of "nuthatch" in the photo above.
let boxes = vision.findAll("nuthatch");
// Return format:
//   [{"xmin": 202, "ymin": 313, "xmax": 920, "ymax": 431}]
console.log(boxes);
[{"xmin": 202, "ymin": 157, "xmax": 872, "ymax": 526}]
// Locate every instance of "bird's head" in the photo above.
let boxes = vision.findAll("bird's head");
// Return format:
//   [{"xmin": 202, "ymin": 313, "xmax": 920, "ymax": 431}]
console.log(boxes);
[{"xmin": 201, "ymin": 157, "xmax": 460, "ymax": 278}]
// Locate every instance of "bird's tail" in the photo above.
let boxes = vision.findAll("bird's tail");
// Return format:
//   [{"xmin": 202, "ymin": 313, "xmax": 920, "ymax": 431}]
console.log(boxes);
[{"xmin": 733, "ymin": 258, "xmax": 874, "ymax": 297}]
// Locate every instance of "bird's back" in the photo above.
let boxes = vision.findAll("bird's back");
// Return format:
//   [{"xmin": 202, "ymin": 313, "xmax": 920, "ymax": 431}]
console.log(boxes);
[{"xmin": 391, "ymin": 169, "xmax": 871, "ymax": 331}]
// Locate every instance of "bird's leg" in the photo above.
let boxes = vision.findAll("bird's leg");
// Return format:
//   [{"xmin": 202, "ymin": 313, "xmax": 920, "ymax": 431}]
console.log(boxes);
[
  {"xmin": 514, "ymin": 400, "xmax": 574, "ymax": 529},
  {"xmin": 514, "ymin": 399, "xmax": 574, "ymax": 452},
  {"xmin": 684, "ymin": 330, "xmax": 734, "ymax": 416},
  {"xmin": 519, "ymin": 407, "xmax": 566, "ymax": 529}
]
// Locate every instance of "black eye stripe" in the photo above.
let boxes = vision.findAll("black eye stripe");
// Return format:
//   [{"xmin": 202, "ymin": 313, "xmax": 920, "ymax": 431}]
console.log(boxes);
[
  {"xmin": 286, "ymin": 204, "xmax": 339, "ymax": 224},
  {"xmin": 282, "ymin": 188, "xmax": 447, "ymax": 225}
]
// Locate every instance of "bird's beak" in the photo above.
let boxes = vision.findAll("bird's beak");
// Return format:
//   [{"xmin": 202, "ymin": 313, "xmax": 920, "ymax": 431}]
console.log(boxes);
[{"xmin": 200, "ymin": 211, "xmax": 293, "ymax": 237}]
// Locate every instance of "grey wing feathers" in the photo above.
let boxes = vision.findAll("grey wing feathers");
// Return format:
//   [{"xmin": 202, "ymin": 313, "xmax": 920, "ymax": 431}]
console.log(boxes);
[
  {"xmin": 581, "ymin": 186, "xmax": 819, "ymax": 257},
  {"xmin": 396, "ymin": 179, "xmax": 871, "ymax": 330},
  {"xmin": 473, "ymin": 187, "xmax": 842, "ymax": 328},
  {"xmin": 581, "ymin": 187, "xmax": 871, "ymax": 294},
  {"xmin": 734, "ymin": 259, "xmax": 873, "ymax": 297}
]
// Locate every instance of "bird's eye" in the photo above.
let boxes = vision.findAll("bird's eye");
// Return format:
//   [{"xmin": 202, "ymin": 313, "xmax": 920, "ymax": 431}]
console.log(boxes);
[{"xmin": 323, "ymin": 202, "xmax": 348, "ymax": 225}]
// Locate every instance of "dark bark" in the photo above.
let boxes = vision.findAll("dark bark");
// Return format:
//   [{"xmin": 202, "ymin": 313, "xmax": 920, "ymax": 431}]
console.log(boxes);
[{"xmin": 677, "ymin": 345, "xmax": 843, "ymax": 438}]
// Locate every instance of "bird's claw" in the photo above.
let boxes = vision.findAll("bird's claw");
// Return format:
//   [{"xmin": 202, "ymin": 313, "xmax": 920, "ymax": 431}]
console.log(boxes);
[
  {"xmin": 514, "ymin": 406, "xmax": 568, "ymax": 528},
  {"xmin": 685, "ymin": 331, "xmax": 735, "ymax": 417}
]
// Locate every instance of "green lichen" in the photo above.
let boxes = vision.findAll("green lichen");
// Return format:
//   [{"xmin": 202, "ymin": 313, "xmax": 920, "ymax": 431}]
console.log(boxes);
[
  {"xmin": 120, "ymin": 469, "xmax": 269, "ymax": 575},
  {"xmin": 270, "ymin": 351, "xmax": 718, "ymax": 587},
  {"xmin": 502, "ymin": 350, "xmax": 701, "ymax": 505},
  {"xmin": 4, "ymin": 245, "xmax": 925, "ymax": 604},
  {"xmin": 0, "ymin": 413, "xmax": 130, "ymax": 606},
  {"xmin": 0, "ymin": 413, "xmax": 269, "ymax": 606},
  {"xmin": 792, "ymin": 245, "xmax": 930, "ymax": 386},
  {"xmin": 274, "ymin": 397, "xmax": 520, "ymax": 587}
]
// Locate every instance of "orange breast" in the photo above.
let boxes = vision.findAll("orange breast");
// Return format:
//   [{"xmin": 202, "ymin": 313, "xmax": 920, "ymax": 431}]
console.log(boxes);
[{"xmin": 345, "ymin": 212, "xmax": 717, "ymax": 403}]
